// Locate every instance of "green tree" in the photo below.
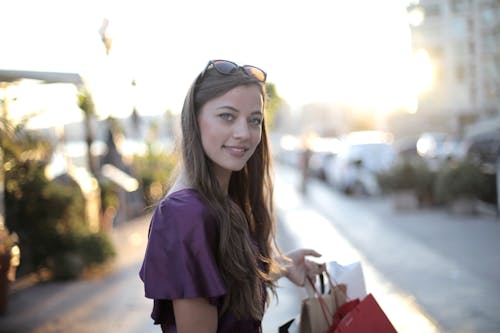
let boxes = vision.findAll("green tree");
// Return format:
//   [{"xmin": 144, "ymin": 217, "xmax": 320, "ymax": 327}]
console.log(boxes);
[{"xmin": 265, "ymin": 82, "xmax": 285, "ymax": 129}]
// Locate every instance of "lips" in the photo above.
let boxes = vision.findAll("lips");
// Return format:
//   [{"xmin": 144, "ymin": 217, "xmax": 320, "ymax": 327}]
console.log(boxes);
[{"xmin": 223, "ymin": 145, "xmax": 249, "ymax": 157}]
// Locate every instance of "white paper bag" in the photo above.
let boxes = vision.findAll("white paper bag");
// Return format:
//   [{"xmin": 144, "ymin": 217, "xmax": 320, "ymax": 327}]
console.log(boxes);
[{"xmin": 327, "ymin": 261, "xmax": 367, "ymax": 300}]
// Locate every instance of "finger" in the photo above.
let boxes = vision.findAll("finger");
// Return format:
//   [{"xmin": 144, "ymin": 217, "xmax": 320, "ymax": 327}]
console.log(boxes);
[
  {"xmin": 301, "ymin": 249, "xmax": 322, "ymax": 258},
  {"xmin": 305, "ymin": 260, "xmax": 323, "ymax": 276}
]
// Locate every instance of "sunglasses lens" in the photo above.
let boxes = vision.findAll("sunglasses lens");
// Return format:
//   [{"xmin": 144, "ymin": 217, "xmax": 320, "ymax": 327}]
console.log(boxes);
[
  {"xmin": 243, "ymin": 66, "xmax": 266, "ymax": 82},
  {"xmin": 205, "ymin": 60, "xmax": 266, "ymax": 82},
  {"xmin": 212, "ymin": 60, "xmax": 238, "ymax": 75}
]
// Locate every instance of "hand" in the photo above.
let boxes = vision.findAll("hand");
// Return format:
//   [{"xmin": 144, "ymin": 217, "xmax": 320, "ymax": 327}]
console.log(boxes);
[{"xmin": 283, "ymin": 248, "xmax": 325, "ymax": 286}]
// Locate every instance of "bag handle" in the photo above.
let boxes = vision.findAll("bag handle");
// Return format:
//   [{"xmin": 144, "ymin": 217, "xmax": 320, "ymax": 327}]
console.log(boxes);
[
  {"xmin": 306, "ymin": 274, "xmax": 334, "ymax": 327},
  {"xmin": 324, "ymin": 270, "xmax": 349, "ymax": 301}
]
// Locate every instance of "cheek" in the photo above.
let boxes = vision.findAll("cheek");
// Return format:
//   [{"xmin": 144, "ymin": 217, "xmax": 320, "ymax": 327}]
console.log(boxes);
[
  {"xmin": 250, "ymin": 129, "xmax": 262, "ymax": 152},
  {"xmin": 253, "ymin": 128, "xmax": 262, "ymax": 144},
  {"xmin": 198, "ymin": 118, "xmax": 226, "ymax": 155}
]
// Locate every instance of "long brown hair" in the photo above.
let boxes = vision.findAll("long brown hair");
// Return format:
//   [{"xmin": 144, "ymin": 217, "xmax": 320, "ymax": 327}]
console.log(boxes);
[{"xmin": 180, "ymin": 65, "xmax": 279, "ymax": 320}]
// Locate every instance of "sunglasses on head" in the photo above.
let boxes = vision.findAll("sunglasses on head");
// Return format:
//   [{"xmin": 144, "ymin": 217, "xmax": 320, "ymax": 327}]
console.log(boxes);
[{"xmin": 201, "ymin": 60, "xmax": 267, "ymax": 83}]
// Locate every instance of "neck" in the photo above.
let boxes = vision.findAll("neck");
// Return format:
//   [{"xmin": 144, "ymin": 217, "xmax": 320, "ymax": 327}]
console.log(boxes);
[
  {"xmin": 168, "ymin": 170, "xmax": 192, "ymax": 195},
  {"xmin": 172, "ymin": 167, "xmax": 231, "ymax": 196},
  {"xmin": 214, "ymin": 167, "xmax": 231, "ymax": 195}
]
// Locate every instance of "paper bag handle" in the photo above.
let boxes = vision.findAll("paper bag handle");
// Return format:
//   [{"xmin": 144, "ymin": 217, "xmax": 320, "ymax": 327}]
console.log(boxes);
[{"xmin": 306, "ymin": 273, "xmax": 337, "ymax": 327}]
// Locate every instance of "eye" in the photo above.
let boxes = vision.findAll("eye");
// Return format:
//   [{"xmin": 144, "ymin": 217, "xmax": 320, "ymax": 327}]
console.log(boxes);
[
  {"xmin": 219, "ymin": 113, "xmax": 235, "ymax": 121},
  {"xmin": 249, "ymin": 117, "xmax": 263, "ymax": 126}
]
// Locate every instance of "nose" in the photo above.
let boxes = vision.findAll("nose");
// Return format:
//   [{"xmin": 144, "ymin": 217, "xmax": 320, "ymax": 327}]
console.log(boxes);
[{"xmin": 233, "ymin": 119, "xmax": 251, "ymax": 140}]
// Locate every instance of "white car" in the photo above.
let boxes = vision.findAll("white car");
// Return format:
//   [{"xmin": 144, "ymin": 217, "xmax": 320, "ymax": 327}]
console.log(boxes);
[{"xmin": 325, "ymin": 132, "xmax": 395, "ymax": 196}]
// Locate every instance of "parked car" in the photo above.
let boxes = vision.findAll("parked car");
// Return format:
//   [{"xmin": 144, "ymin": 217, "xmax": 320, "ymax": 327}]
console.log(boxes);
[
  {"xmin": 465, "ymin": 131, "xmax": 500, "ymax": 175},
  {"xmin": 309, "ymin": 151, "xmax": 336, "ymax": 180},
  {"xmin": 307, "ymin": 137, "xmax": 340, "ymax": 180},
  {"xmin": 324, "ymin": 131, "xmax": 395, "ymax": 196}
]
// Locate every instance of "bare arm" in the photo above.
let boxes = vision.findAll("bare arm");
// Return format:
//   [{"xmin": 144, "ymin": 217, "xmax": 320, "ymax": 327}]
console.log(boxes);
[{"xmin": 173, "ymin": 297, "xmax": 218, "ymax": 333}]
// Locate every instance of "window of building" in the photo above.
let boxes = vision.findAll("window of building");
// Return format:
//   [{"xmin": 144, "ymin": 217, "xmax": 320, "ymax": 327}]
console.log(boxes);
[
  {"xmin": 469, "ymin": 64, "xmax": 476, "ymax": 79},
  {"xmin": 480, "ymin": 8, "xmax": 495, "ymax": 28},
  {"xmin": 469, "ymin": 86, "xmax": 477, "ymax": 102},
  {"xmin": 468, "ymin": 41, "xmax": 475, "ymax": 54},
  {"xmin": 456, "ymin": 64, "xmax": 465, "ymax": 81},
  {"xmin": 451, "ymin": 0, "xmax": 466, "ymax": 14},
  {"xmin": 467, "ymin": 18, "xmax": 474, "ymax": 33},
  {"xmin": 452, "ymin": 17, "xmax": 467, "ymax": 37}
]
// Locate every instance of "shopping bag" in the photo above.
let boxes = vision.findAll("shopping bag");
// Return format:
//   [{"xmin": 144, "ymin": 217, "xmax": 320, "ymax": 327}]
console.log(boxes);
[
  {"xmin": 299, "ymin": 272, "xmax": 347, "ymax": 333},
  {"xmin": 332, "ymin": 293, "xmax": 397, "ymax": 333},
  {"xmin": 327, "ymin": 261, "xmax": 367, "ymax": 300}
]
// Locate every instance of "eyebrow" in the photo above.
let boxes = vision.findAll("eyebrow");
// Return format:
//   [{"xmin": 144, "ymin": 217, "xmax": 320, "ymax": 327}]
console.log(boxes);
[{"xmin": 216, "ymin": 105, "xmax": 263, "ymax": 115}]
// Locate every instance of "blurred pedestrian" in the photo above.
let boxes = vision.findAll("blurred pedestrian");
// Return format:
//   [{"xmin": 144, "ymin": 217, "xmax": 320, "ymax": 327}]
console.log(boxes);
[
  {"xmin": 139, "ymin": 60, "xmax": 324, "ymax": 333},
  {"xmin": 300, "ymin": 142, "xmax": 312, "ymax": 194}
]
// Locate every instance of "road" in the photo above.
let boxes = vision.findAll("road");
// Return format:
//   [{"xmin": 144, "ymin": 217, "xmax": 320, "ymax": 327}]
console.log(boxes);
[{"xmin": 1, "ymin": 163, "xmax": 499, "ymax": 333}]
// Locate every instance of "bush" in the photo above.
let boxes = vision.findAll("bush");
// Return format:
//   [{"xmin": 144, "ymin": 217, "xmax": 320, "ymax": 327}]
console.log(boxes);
[
  {"xmin": 378, "ymin": 160, "xmax": 436, "ymax": 205},
  {"xmin": 78, "ymin": 231, "xmax": 116, "ymax": 266},
  {"xmin": 3, "ymin": 125, "xmax": 116, "ymax": 279},
  {"xmin": 5, "ymin": 159, "xmax": 85, "ymax": 274},
  {"xmin": 131, "ymin": 146, "xmax": 178, "ymax": 206},
  {"xmin": 378, "ymin": 161, "xmax": 417, "ymax": 191},
  {"xmin": 50, "ymin": 252, "xmax": 84, "ymax": 280},
  {"xmin": 412, "ymin": 161, "xmax": 436, "ymax": 205},
  {"xmin": 434, "ymin": 160, "xmax": 491, "ymax": 205},
  {"xmin": 48, "ymin": 230, "xmax": 115, "ymax": 280}
]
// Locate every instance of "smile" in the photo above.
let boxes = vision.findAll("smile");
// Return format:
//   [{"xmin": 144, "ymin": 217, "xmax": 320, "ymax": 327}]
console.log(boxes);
[{"xmin": 223, "ymin": 145, "xmax": 248, "ymax": 156}]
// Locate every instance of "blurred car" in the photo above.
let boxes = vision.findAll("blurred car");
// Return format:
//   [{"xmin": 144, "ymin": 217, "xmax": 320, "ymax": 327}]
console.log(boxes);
[
  {"xmin": 396, "ymin": 134, "xmax": 467, "ymax": 166},
  {"xmin": 309, "ymin": 151, "xmax": 336, "ymax": 180},
  {"xmin": 416, "ymin": 132, "xmax": 447, "ymax": 159},
  {"xmin": 324, "ymin": 131, "xmax": 395, "ymax": 196},
  {"xmin": 276, "ymin": 134, "xmax": 303, "ymax": 168},
  {"xmin": 307, "ymin": 137, "xmax": 340, "ymax": 180},
  {"xmin": 393, "ymin": 136, "xmax": 420, "ymax": 164},
  {"xmin": 416, "ymin": 132, "xmax": 447, "ymax": 170},
  {"xmin": 465, "ymin": 131, "xmax": 500, "ymax": 175}
]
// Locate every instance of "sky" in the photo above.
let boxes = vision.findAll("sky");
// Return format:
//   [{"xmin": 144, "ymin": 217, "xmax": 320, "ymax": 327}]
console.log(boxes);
[{"xmin": 0, "ymin": 0, "xmax": 424, "ymax": 127}]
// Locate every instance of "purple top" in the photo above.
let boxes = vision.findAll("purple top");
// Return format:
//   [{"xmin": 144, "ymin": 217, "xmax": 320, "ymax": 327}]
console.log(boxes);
[{"xmin": 139, "ymin": 189, "xmax": 262, "ymax": 333}]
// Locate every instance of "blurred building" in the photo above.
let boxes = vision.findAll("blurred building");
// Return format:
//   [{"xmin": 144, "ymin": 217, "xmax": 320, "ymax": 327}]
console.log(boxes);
[{"xmin": 407, "ymin": 0, "xmax": 499, "ymax": 136}]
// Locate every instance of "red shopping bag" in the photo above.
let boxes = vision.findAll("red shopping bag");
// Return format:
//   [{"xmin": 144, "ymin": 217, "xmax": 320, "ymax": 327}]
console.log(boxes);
[{"xmin": 332, "ymin": 293, "xmax": 397, "ymax": 333}]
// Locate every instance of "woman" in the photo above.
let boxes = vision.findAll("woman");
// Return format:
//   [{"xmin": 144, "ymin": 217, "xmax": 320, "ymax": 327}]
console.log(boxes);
[{"xmin": 140, "ymin": 60, "xmax": 324, "ymax": 332}]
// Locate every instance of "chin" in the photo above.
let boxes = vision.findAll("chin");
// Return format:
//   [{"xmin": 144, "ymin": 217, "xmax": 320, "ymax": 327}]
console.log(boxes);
[
  {"xmin": 229, "ymin": 165, "xmax": 246, "ymax": 172},
  {"xmin": 225, "ymin": 161, "xmax": 248, "ymax": 172}
]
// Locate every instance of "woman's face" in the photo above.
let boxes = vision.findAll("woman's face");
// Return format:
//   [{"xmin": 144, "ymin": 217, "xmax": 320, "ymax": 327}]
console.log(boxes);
[{"xmin": 198, "ymin": 84, "xmax": 263, "ymax": 183}]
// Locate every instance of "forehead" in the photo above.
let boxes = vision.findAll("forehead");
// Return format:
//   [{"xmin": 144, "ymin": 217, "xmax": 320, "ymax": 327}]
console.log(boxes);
[{"xmin": 205, "ymin": 85, "xmax": 264, "ymax": 111}]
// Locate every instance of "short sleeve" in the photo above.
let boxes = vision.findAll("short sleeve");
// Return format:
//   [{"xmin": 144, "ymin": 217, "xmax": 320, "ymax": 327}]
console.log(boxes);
[{"xmin": 139, "ymin": 189, "xmax": 226, "ymax": 301}]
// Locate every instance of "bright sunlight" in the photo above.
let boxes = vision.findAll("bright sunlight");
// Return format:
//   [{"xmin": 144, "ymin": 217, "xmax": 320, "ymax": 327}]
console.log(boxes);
[{"xmin": 0, "ymin": 0, "xmax": 426, "ymax": 127}]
